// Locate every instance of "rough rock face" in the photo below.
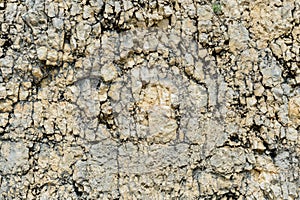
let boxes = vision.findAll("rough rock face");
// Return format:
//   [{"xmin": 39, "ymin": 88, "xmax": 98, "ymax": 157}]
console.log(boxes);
[{"xmin": 0, "ymin": 0, "xmax": 299, "ymax": 199}]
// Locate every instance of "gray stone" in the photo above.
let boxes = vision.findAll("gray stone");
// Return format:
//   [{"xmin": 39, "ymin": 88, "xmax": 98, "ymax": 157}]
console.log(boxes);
[{"xmin": 0, "ymin": 142, "xmax": 29, "ymax": 174}]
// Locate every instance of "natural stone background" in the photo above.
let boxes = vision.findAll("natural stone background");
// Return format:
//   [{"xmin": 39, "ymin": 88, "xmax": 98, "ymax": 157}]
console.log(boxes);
[{"xmin": 0, "ymin": 0, "xmax": 299, "ymax": 199}]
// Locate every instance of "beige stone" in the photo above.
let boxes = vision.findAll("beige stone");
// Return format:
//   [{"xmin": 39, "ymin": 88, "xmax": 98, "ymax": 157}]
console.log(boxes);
[
  {"xmin": 100, "ymin": 63, "xmax": 118, "ymax": 82},
  {"xmin": 289, "ymin": 95, "xmax": 300, "ymax": 124},
  {"xmin": 32, "ymin": 66, "xmax": 43, "ymax": 79},
  {"xmin": 0, "ymin": 99, "xmax": 13, "ymax": 112},
  {"xmin": 228, "ymin": 22, "xmax": 249, "ymax": 54},
  {"xmin": 0, "ymin": 113, "xmax": 9, "ymax": 127},
  {"xmin": 47, "ymin": 49, "xmax": 58, "ymax": 62}
]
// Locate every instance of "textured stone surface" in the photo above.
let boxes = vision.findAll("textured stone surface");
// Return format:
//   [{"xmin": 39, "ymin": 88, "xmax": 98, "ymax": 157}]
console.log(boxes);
[{"xmin": 0, "ymin": 0, "xmax": 299, "ymax": 199}]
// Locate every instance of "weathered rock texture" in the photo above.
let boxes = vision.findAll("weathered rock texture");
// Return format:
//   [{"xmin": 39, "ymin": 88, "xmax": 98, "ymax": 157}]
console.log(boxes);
[{"xmin": 0, "ymin": 0, "xmax": 299, "ymax": 199}]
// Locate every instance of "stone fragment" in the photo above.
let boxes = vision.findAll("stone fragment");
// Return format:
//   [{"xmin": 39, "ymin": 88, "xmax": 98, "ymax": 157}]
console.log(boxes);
[
  {"xmin": 22, "ymin": 9, "xmax": 47, "ymax": 31},
  {"xmin": 254, "ymin": 83, "xmax": 264, "ymax": 97},
  {"xmin": 209, "ymin": 147, "xmax": 246, "ymax": 174},
  {"xmin": 247, "ymin": 96, "xmax": 257, "ymax": 107},
  {"xmin": 288, "ymin": 96, "xmax": 300, "ymax": 124},
  {"xmin": 182, "ymin": 19, "xmax": 197, "ymax": 35},
  {"xmin": 100, "ymin": 63, "xmax": 118, "ymax": 82},
  {"xmin": 0, "ymin": 99, "xmax": 13, "ymax": 112},
  {"xmin": 188, "ymin": 82, "xmax": 207, "ymax": 109},
  {"xmin": 47, "ymin": 28, "xmax": 64, "ymax": 50},
  {"xmin": 228, "ymin": 22, "xmax": 249, "ymax": 54},
  {"xmin": 76, "ymin": 22, "xmax": 91, "ymax": 40},
  {"xmin": 83, "ymin": 6, "xmax": 93, "ymax": 19},
  {"xmin": 296, "ymin": 73, "xmax": 300, "ymax": 84},
  {"xmin": 286, "ymin": 127, "xmax": 298, "ymax": 142},
  {"xmin": 0, "ymin": 113, "xmax": 9, "ymax": 127},
  {"xmin": 0, "ymin": 142, "xmax": 29, "ymax": 174},
  {"xmin": 0, "ymin": 83, "xmax": 7, "ymax": 99},
  {"xmin": 99, "ymin": 84, "xmax": 108, "ymax": 102},
  {"xmin": 19, "ymin": 88, "xmax": 29, "ymax": 100},
  {"xmin": 52, "ymin": 18, "xmax": 64, "ymax": 29},
  {"xmin": 0, "ymin": 56, "xmax": 14, "ymax": 79},
  {"xmin": 36, "ymin": 46, "xmax": 48, "ymax": 60},
  {"xmin": 32, "ymin": 66, "xmax": 43, "ymax": 80},
  {"xmin": 252, "ymin": 138, "xmax": 266, "ymax": 151},
  {"xmin": 163, "ymin": 5, "xmax": 173, "ymax": 16},
  {"xmin": 254, "ymin": 155, "xmax": 277, "ymax": 173},
  {"xmin": 260, "ymin": 65, "xmax": 282, "ymax": 87},
  {"xmin": 270, "ymin": 42, "xmax": 282, "ymax": 58},
  {"xmin": 47, "ymin": 2, "xmax": 57, "ymax": 17},
  {"xmin": 47, "ymin": 49, "xmax": 58, "ymax": 61},
  {"xmin": 271, "ymin": 86, "xmax": 283, "ymax": 100},
  {"xmin": 147, "ymin": 106, "xmax": 177, "ymax": 143},
  {"xmin": 249, "ymin": 2, "xmax": 294, "ymax": 46}
]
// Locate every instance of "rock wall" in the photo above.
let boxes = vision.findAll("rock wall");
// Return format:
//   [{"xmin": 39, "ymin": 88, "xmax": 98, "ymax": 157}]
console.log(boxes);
[{"xmin": 0, "ymin": 0, "xmax": 299, "ymax": 199}]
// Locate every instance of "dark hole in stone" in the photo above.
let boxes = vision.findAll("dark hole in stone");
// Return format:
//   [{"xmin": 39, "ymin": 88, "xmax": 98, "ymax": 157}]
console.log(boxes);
[
  {"xmin": 58, "ymin": 92, "xmax": 64, "ymax": 101},
  {"xmin": 96, "ymin": 81, "xmax": 101, "ymax": 89},
  {"xmin": 229, "ymin": 134, "xmax": 239, "ymax": 143},
  {"xmin": 192, "ymin": 166, "xmax": 205, "ymax": 179},
  {"xmin": 0, "ymin": 33, "xmax": 8, "ymax": 39},
  {"xmin": 221, "ymin": 191, "xmax": 239, "ymax": 199},
  {"xmin": 250, "ymin": 124, "xmax": 261, "ymax": 133},
  {"xmin": 269, "ymin": 148, "xmax": 277, "ymax": 159},
  {"xmin": 262, "ymin": 140, "xmax": 268, "ymax": 148},
  {"xmin": 2, "ymin": 38, "xmax": 13, "ymax": 50},
  {"xmin": 64, "ymin": 32, "xmax": 71, "ymax": 44},
  {"xmin": 240, "ymin": 112, "xmax": 246, "ymax": 118},
  {"xmin": 283, "ymin": 69, "xmax": 296, "ymax": 81},
  {"xmin": 244, "ymin": 138, "xmax": 251, "ymax": 148},
  {"xmin": 73, "ymin": 181, "xmax": 83, "ymax": 197},
  {"xmin": 0, "ymin": 3, "xmax": 6, "ymax": 10}
]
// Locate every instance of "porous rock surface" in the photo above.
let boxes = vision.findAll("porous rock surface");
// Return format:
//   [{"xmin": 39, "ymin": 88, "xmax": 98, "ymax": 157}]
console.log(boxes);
[{"xmin": 0, "ymin": 0, "xmax": 299, "ymax": 199}]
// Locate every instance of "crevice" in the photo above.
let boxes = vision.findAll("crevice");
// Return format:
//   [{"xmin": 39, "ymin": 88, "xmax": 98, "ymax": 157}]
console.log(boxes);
[
  {"xmin": 72, "ymin": 180, "xmax": 83, "ymax": 197},
  {"xmin": 115, "ymin": 142, "xmax": 121, "ymax": 199}
]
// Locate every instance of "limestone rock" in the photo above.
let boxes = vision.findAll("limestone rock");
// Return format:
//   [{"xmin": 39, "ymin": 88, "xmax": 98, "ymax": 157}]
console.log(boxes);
[{"xmin": 0, "ymin": 0, "xmax": 299, "ymax": 199}]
